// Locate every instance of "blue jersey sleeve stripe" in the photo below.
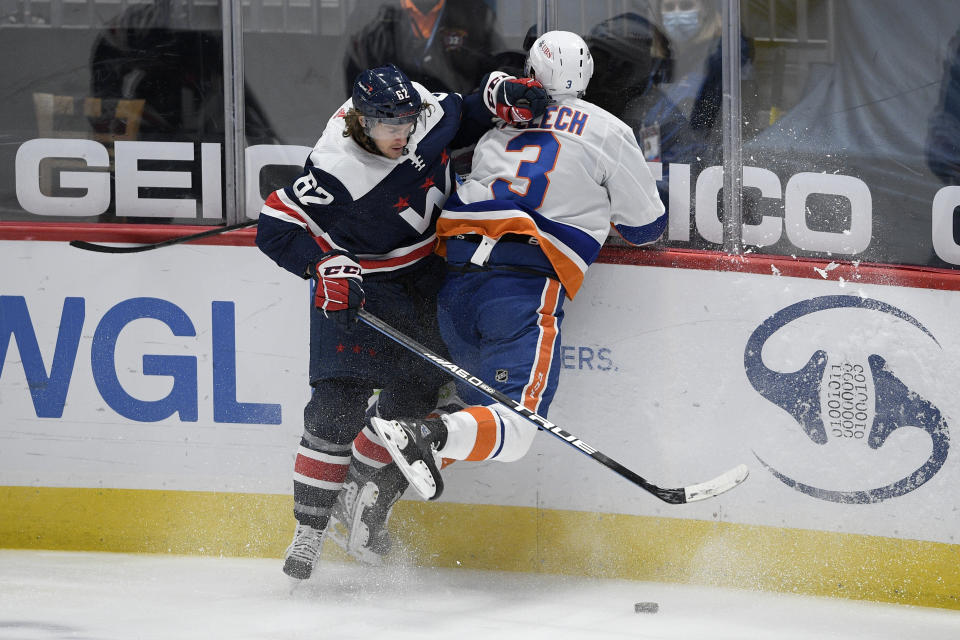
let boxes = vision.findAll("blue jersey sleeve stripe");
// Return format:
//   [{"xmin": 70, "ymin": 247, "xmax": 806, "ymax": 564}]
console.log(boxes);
[{"xmin": 613, "ymin": 212, "xmax": 667, "ymax": 246}]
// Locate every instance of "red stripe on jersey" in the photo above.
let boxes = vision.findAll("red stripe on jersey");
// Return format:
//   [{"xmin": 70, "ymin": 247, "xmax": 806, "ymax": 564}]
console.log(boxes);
[
  {"xmin": 353, "ymin": 430, "xmax": 393, "ymax": 464},
  {"xmin": 265, "ymin": 188, "xmax": 433, "ymax": 270},
  {"xmin": 358, "ymin": 240, "xmax": 436, "ymax": 271},
  {"xmin": 264, "ymin": 191, "xmax": 308, "ymax": 226},
  {"xmin": 294, "ymin": 453, "xmax": 349, "ymax": 483}
]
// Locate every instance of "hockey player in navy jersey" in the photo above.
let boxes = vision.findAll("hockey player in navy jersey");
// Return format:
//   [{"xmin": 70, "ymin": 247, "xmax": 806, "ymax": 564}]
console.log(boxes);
[
  {"xmin": 255, "ymin": 63, "xmax": 547, "ymax": 579},
  {"xmin": 369, "ymin": 33, "xmax": 667, "ymax": 501}
]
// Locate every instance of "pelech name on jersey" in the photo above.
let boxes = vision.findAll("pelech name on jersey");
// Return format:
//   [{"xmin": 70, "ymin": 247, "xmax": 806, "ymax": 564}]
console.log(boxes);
[{"xmin": 528, "ymin": 105, "xmax": 589, "ymax": 137}]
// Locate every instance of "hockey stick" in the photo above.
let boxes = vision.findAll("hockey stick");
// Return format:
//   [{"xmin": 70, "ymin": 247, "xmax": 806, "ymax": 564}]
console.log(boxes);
[
  {"xmin": 358, "ymin": 309, "xmax": 748, "ymax": 504},
  {"xmin": 69, "ymin": 219, "xmax": 257, "ymax": 254}
]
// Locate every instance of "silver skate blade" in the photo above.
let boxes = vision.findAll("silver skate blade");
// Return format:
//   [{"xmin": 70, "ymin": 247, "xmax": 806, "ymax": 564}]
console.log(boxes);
[
  {"xmin": 346, "ymin": 483, "xmax": 384, "ymax": 566},
  {"xmin": 404, "ymin": 460, "xmax": 438, "ymax": 500},
  {"xmin": 325, "ymin": 516, "xmax": 350, "ymax": 552},
  {"xmin": 325, "ymin": 520, "xmax": 383, "ymax": 565},
  {"xmin": 347, "ymin": 542, "xmax": 385, "ymax": 566},
  {"xmin": 370, "ymin": 418, "xmax": 437, "ymax": 500}
]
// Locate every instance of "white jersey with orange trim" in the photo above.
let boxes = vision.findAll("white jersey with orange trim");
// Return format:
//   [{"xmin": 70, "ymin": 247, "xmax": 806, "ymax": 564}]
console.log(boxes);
[{"xmin": 437, "ymin": 94, "xmax": 665, "ymax": 297}]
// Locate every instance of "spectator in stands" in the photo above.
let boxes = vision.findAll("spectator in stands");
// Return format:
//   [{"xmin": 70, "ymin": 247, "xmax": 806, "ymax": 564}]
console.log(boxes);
[
  {"xmin": 343, "ymin": 0, "xmax": 524, "ymax": 96},
  {"xmin": 655, "ymin": 0, "xmax": 758, "ymax": 161},
  {"xmin": 583, "ymin": 12, "xmax": 706, "ymax": 216},
  {"xmin": 343, "ymin": 0, "xmax": 525, "ymax": 175},
  {"xmin": 90, "ymin": 0, "xmax": 275, "ymax": 145},
  {"xmin": 927, "ymin": 26, "xmax": 960, "ymax": 184},
  {"xmin": 586, "ymin": 13, "xmax": 699, "ymax": 163}
]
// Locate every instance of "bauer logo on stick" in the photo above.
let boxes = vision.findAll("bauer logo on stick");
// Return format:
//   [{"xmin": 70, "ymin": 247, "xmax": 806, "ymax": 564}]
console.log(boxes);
[{"xmin": 358, "ymin": 310, "xmax": 748, "ymax": 505}]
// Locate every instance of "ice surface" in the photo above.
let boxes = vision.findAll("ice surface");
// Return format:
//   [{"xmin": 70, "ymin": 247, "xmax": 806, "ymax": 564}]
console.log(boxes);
[{"xmin": 1, "ymin": 550, "xmax": 958, "ymax": 640}]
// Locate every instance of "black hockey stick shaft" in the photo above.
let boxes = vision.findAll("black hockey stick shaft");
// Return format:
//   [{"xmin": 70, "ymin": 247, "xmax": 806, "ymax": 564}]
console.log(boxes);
[
  {"xmin": 359, "ymin": 309, "xmax": 746, "ymax": 504},
  {"xmin": 69, "ymin": 219, "xmax": 257, "ymax": 254}
]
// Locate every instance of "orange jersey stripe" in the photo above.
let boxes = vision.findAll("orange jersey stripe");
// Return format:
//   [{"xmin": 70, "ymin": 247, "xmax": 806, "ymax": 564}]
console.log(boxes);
[
  {"xmin": 522, "ymin": 279, "xmax": 562, "ymax": 411},
  {"xmin": 436, "ymin": 217, "xmax": 585, "ymax": 298},
  {"xmin": 436, "ymin": 215, "xmax": 540, "ymax": 241}
]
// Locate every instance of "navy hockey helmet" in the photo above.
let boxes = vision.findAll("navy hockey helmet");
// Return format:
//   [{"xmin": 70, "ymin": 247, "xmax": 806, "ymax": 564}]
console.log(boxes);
[{"xmin": 351, "ymin": 64, "xmax": 423, "ymax": 139}]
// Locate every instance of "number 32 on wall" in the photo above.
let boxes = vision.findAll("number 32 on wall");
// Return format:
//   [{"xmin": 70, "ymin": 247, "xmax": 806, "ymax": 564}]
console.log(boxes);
[{"xmin": 491, "ymin": 131, "xmax": 560, "ymax": 210}]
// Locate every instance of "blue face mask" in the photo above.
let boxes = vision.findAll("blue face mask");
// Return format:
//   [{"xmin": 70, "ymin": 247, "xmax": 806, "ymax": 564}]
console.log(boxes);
[{"xmin": 663, "ymin": 9, "xmax": 700, "ymax": 43}]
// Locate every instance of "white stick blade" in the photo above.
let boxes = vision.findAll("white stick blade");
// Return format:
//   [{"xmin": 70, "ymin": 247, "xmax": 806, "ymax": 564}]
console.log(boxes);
[{"xmin": 683, "ymin": 464, "xmax": 750, "ymax": 502}]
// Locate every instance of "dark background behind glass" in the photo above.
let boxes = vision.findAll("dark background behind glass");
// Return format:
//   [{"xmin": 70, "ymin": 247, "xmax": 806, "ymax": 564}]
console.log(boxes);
[{"xmin": 2, "ymin": 0, "xmax": 959, "ymax": 271}]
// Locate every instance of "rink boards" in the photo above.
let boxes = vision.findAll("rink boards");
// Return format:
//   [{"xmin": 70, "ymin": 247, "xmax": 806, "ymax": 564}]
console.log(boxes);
[{"xmin": 1, "ymin": 240, "xmax": 958, "ymax": 609}]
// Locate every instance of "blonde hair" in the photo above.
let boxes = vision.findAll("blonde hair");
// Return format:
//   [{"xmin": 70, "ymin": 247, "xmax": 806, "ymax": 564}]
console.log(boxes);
[{"xmin": 342, "ymin": 108, "xmax": 380, "ymax": 155}]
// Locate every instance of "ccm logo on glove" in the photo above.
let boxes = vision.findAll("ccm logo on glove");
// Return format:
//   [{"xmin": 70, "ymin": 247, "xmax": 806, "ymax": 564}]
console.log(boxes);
[
  {"xmin": 319, "ymin": 263, "xmax": 360, "ymax": 277},
  {"xmin": 309, "ymin": 251, "xmax": 365, "ymax": 327}
]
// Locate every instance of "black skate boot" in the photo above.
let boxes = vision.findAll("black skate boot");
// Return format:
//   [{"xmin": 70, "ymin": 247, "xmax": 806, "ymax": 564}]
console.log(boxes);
[
  {"xmin": 369, "ymin": 416, "xmax": 447, "ymax": 500},
  {"xmin": 328, "ymin": 462, "xmax": 409, "ymax": 564}
]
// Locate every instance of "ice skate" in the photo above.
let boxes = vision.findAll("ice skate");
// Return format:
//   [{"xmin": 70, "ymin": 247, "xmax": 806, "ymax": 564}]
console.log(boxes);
[
  {"xmin": 328, "ymin": 463, "xmax": 409, "ymax": 564},
  {"xmin": 369, "ymin": 416, "xmax": 447, "ymax": 500},
  {"xmin": 282, "ymin": 523, "xmax": 325, "ymax": 581}
]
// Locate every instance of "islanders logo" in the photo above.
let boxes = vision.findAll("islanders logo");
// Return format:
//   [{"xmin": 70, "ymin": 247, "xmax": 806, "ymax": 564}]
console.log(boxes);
[{"xmin": 744, "ymin": 295, "xmax": 949, "ymax": 503}]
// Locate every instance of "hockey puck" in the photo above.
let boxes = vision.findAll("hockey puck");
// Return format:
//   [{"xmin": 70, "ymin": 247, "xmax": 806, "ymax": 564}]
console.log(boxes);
[{"xmin": 634, "ymin": 601, "xmax": 659, "ymax": 614}]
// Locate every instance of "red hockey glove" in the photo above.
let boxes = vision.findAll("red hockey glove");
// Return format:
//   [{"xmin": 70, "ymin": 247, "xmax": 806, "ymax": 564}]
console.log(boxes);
[
  {"xmin": 308, "ymin": 251, "xmax": 364, "ymax": 329},
  {"xmin": 482, "ymin": 71, "xmax": 549, "ymax": 125}
]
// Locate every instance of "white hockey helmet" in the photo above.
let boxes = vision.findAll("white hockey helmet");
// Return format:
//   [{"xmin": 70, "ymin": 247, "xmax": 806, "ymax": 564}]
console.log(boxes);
[{"xmin": 524, "ymin": 30, "xmax": 594, "ymax": 98}]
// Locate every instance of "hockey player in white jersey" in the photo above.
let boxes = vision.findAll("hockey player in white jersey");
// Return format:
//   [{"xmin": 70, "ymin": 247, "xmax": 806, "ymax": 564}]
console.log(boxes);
[{"xmin": 371, "ymin": 32, "xmax": 667, "ymax": 500}]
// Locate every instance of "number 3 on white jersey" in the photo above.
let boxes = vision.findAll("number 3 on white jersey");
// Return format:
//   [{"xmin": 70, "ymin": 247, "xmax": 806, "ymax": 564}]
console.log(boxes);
[{"xmin": 491, "ymin": 131, "xmax": 560, "ymax": 210}]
